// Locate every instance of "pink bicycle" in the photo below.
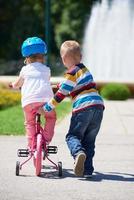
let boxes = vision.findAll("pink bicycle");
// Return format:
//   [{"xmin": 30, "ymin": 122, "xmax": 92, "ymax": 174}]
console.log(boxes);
[{"xmin": 15, "ymin": 113, "xmax": 62, "ymax": 177}]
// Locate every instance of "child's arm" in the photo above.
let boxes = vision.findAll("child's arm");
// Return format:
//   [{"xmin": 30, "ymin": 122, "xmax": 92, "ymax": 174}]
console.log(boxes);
[
  {"xmin": 12, "ymin": 76, "xmax": 24, "ymax": 89},
  {"xmin": 43, "ymin": 73, "xmax": 76, "ymax": 112}
]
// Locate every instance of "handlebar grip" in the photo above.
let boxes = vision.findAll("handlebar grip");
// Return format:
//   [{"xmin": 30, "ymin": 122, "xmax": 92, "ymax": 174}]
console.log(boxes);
[{"xmin": 9, "ymin": 83, "xmax": 13, "ymax": 88}]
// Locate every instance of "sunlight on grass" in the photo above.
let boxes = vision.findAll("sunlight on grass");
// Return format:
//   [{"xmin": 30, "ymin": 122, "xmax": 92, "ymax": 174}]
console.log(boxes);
[{"xmin": 0, "ymin": 100, "xmax": 71, "ymax": 135}]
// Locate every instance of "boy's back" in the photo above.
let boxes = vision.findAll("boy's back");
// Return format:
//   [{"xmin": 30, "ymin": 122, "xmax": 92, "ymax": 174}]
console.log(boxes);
[{"xmin": 58, "ymin": 63, "xmax": 104, "ymax": 113}]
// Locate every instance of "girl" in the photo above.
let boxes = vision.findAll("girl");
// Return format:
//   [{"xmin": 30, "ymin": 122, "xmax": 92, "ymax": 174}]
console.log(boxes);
[{"xmin": 11, "ymin": 37, "xmax": 56, "ymax": 149}]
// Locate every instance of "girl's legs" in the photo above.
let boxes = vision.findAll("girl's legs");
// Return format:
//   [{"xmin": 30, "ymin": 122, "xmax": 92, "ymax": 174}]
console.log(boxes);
[
  {"xmin": 43, "ymin": 110, "xmax": 57, "ymax": 143},
  {"xmin": 23, "ymin": 102, "xmax": 57, "ymax": 148},
  {"xmin": 23, "ymin": 103, "xmax": 37, "ymax": 149}
]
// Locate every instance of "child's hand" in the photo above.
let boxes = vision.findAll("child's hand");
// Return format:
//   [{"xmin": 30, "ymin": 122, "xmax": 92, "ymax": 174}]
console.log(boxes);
[
  {"xmin": 57, "ymin": 83, "xmax": 61, "ymax": 89},
  {"xmin": 9, "ymin": 82, "xmax": 13, "ymax": 88}
]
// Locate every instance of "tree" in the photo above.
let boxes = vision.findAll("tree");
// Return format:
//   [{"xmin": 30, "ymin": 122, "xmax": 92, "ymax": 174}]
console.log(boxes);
[
  {"xmin": 0, "ymin": 0, "xmax": 44, "ymax": 60},
  {"xmin": 0, "ymin": 0, "xmax": 98, "ymax": 74},
  {"xmin": 51, "ymin": 0, "xmax": 94, "ymax": 49}
]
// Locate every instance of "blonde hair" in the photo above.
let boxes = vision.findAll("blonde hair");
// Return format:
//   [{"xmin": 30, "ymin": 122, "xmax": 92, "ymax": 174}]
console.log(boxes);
[
  {"xmin": 60, "ymin": 40, "xmax": 81, "ymax": 63},
  {"xmin": 25, "ymin": 54, "xmax": 44, "ymax": 64}
]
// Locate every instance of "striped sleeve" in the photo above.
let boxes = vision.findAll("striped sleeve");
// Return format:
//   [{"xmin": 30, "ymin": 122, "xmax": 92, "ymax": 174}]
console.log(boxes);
[{"xmin": 43, "ymin": 74, "xmax": 76, "ymax": 111}]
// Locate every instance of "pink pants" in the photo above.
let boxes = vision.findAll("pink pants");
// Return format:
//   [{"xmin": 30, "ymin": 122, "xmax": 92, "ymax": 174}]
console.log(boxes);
[{"xmin": 23, "ymin": 102, "xmax": 57, "ymax": 148}]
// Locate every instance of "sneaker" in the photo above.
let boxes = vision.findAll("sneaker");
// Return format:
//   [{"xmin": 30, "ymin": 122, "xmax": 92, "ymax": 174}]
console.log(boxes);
[{"xmin": 74, "ymin": 151, "xmax": 86, "ymax": 176}]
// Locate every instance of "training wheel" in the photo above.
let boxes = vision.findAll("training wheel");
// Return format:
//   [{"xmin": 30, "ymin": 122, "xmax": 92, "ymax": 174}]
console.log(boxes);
[
  {"xmin": 58, "ymin": 161, "xmax": 62, "ymax": 177},
  {"xmin": 16, "ymin": 161, "xmax": 20, "ymax": 176}
]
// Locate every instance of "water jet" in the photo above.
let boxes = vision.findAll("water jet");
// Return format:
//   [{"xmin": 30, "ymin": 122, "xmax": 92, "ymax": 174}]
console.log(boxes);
[{"xmin": 82, "ymin": 0, "xmax": 134, "ymax": 94}]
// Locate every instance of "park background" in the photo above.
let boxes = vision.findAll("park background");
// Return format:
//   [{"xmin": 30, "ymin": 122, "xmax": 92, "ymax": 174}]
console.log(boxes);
[
  {"xmin": 0, "ymin": 0, "xmax": 134, "ymax": 135},
  {"xmin": 0, "ymin": 0, "xmax": 97, "ymax": 76},
  {"xmin": 0, "ymin": 2, "xmax": 134, "ymax": 200}
]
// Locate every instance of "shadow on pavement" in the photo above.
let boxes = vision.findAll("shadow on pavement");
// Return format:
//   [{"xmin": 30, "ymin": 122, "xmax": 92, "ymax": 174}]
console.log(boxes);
[
  {"xmin": 79, "ymin": 171, "xmax": 134, "ymax": 182},
  {"xmin": 17, "ymin": 169, "xmax": 134, "ymax": 182},
  {"xmin": 39, "ymin": 168, "xmax": 76, "ymax": 179}
]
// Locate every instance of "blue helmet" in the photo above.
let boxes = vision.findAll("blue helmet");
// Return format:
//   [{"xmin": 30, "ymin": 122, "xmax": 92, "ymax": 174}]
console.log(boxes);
[{"xmin": 21, "ymin": 37, "xmax": 47, "ymax": 57}]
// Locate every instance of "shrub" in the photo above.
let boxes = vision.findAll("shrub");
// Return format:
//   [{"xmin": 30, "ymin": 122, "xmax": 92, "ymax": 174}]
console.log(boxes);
[
  {"xmin": 0, "ymin": 89, "xmax": 21, "ymax": 109},
  {"xmin": 100, "ymin": 83, "xmax": 131, "ymax": 100},
  {"xmin": 0, "ymin": 83, "xmax": 8, "ymax": 89}
]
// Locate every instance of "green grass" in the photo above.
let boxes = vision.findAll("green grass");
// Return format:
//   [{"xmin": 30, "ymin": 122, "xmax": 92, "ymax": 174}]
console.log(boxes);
[{"xmin": 0, "ymin": 100, "xmax": 71, "ymax": 135}]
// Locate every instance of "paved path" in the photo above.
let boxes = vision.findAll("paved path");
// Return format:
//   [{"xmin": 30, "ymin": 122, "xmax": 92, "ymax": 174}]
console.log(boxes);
[{"xmin": 0, "ymin": 100, "xmax": 134, "ymax": 200}]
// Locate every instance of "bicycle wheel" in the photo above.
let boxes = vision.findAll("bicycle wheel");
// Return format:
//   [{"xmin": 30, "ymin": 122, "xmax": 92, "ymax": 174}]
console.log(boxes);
[
  {"xmin": 58, "ymin": 161, "xmax": 62, "ymax": 177},
  {"xmin": 35, "ymin": 134, "xmax": 42, "ymax": 176}
]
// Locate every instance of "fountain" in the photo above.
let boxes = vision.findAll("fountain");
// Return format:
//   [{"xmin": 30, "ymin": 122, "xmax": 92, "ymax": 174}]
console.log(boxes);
[{"xmin": 82, "ymin": 0, "xmax": 134, "ymax": 83}]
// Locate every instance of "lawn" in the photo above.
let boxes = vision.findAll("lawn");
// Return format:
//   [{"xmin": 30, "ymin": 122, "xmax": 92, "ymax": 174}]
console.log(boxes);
[{"xmin": 0, "ymin": 100, "xmax": 71, "ymax": 135}]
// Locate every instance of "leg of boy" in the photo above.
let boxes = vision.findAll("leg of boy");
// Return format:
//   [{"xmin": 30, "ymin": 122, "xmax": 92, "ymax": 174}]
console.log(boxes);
[
  {"xmin": 66, "ymin": 107, "xmax": 103, "ymax": 177},
  {"xmin": 66, "ymin": 110, "xmax": 90, "ymax": 176},
  {"xmin": 66, "ymin": 111, "xmax": 88, "ymax": 157},
  {"xmin": 43, "ymin": 110, "xmax": 57, "ymax": 144},
  {"xmin": 82, "ymin": 107, "xmax": 103, "ymax": 177}
]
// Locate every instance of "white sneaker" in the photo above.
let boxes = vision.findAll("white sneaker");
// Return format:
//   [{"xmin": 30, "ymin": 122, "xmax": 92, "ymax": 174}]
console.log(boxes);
[{"xmin": 74, "ymin": 152, "xmax": 86, "ymax": 176}]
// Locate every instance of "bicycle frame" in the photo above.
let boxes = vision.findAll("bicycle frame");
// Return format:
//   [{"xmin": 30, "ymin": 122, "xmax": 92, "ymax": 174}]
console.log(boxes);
[{"xmin": 18, "ymin": 113, "xmax": 58, "ymax": 173}]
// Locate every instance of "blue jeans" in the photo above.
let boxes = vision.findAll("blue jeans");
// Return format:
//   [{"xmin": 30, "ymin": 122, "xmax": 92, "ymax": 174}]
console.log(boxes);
[{"xmin": 66, "ymin": 106, "xmax": 104, "ymax": 175}]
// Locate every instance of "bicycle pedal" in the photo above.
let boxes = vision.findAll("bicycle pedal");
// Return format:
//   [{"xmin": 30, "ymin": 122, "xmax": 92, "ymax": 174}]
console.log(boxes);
[
  {"xmin": 47, "ymin": 146, "xmax": 58, "ymax": 154},
  {"xmin": 17, "ymin": 149, "xmax": 29, "ymax": 157}
]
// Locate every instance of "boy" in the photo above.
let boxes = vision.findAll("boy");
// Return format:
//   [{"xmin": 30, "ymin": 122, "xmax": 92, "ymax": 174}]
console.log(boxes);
[{"xmin": 42, "ymin": 40, "xmax": 104, "ymax": 178}]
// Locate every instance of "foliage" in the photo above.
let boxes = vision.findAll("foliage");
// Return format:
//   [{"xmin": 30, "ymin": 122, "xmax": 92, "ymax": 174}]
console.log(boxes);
[
  {"xmin": 0, "ymin": 0, "xmax": 96, "ymax": 75},
  {"xmin": 0, "ymin": 0, "xmax": 44, "ymax": 61},
  {"xmin": 0, "ymin": 104, "xmax": 24, "ymax": 135},
  {"xmin": 0, "ymin": 88, "xmax": 21, "ymax": 109},
  {"xmin": 51, "ymin": 0, "xmax": 92, "ymax": 48},
  {"xmin": 56, "ymin": 99, "xmax": 71, "ymax": 121},
  {"xmin": 100, "ymin": 83, "xmax": 131, "ymax": 100}
]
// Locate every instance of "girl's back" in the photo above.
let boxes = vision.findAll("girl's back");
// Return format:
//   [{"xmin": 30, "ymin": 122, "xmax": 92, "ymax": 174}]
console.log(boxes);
[{"xmin": 20, "ymin": 62, "xmax": 53, "ymax": 107}]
